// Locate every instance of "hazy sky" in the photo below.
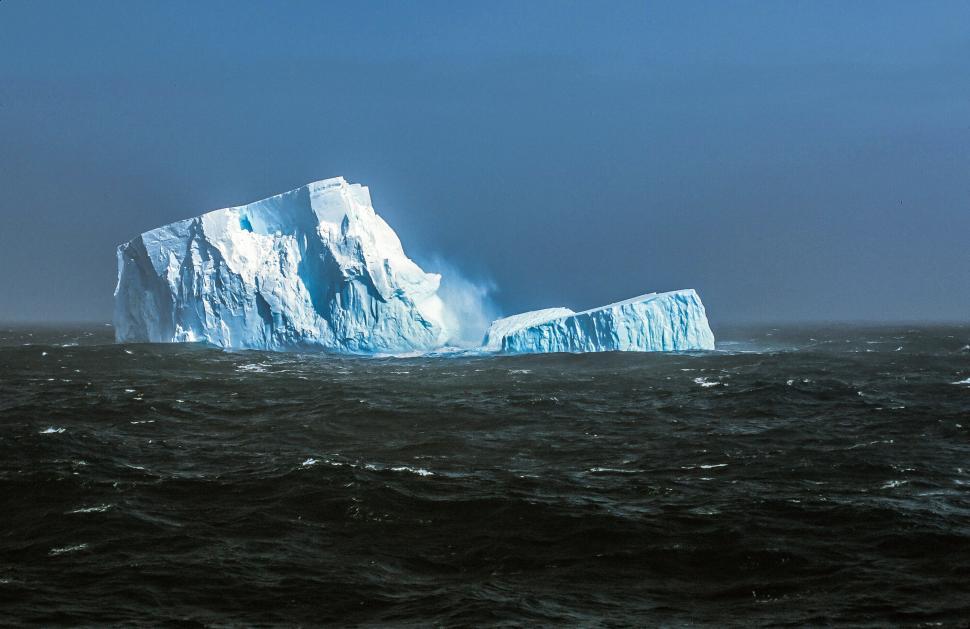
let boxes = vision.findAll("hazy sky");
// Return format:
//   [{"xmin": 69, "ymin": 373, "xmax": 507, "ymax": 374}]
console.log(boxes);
[{"xmin": 1, "ymin": 1, "xmax": 968, "ymax": 324}]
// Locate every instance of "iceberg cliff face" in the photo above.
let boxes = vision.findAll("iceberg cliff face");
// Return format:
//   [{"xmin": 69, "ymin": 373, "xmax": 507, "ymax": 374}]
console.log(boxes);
[
  {"xmin": 481, "ymin": 307, "xmax": 575, "ymax": 351},
  {"xmin": 114, "ymin": 177, "xmax": 449, "ymax": 352},
  {"xmin": 490, "ymin": 290, "xmax": 715, "ymax": 353}
]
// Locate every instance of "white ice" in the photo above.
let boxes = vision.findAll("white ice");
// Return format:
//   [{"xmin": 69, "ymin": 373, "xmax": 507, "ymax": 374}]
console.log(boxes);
[
  {"xmin": 485, "ymin": 290, "xmax": 715, "ymax": 353},
  {"xmin": 114, "ymin": 177, "xmax": 451, "ymax": 353}
]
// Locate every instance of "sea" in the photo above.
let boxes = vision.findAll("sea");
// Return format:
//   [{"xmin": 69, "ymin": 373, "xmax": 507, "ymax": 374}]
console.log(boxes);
[{"xmin": 1, "ymin": 323, "xmax": 968, "ymax": 627}]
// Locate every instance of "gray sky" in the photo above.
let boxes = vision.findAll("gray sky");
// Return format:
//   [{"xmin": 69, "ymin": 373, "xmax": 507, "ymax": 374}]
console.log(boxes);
[{"xmin": 1, "ymin": 1, "xmax": 968, "ymax": 324}]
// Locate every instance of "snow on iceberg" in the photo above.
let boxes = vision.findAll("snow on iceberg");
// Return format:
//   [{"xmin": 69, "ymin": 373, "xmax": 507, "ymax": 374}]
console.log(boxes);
[
  {"xmin": 486, "ymin": 290, "xmax": 715, "ymax": 353},
  {"xmin": 481, "ymin": 307, "xmax": 575, "ymax": 351},
  {"xmin": 114, "ymin": 177, "xmax": 451, "ymax": 352}
]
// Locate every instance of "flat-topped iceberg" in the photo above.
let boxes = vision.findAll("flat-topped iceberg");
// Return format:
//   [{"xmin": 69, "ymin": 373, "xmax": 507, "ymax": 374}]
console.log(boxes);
[
  {"xmin": 484, "ymin": 290, "xmax": 715, "ymax": 353},
  {"xmin": 114, "ymin": 177, "xmax": 450, "ymax": 352},
  {"xmin": 481, "ymin": 307, "xmax": 575, "ymax": 351}
]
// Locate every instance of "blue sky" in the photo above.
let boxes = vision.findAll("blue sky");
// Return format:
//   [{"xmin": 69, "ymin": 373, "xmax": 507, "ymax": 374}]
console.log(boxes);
[{"xmin": 1, "ymin": 1, "xmax": 968, "ymax": 322}]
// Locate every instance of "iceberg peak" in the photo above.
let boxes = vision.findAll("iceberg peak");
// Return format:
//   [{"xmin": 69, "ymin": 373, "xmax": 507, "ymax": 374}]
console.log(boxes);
[{"xmin": 114, "ymin": 177, "xmax": 450, "ymax": 352}]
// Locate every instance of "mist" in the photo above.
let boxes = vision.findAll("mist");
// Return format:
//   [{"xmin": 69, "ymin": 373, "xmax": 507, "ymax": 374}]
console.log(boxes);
[{"xmin": 421, "ymin": 256, "xmax": 499, "ymax": 348}]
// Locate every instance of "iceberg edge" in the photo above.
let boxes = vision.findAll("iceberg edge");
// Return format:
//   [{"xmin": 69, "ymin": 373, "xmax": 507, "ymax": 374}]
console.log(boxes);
[{"xmin": 485, "ymin": 289, "xmax": 715, "ymax": 354}]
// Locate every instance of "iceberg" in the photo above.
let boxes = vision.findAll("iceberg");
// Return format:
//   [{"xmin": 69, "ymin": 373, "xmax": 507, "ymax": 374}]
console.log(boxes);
[
  {"xmin": 483, "ymin": 290, "xmax": 715, "ymax": 353},
  {"xmin": 481, "ymin": 307, "xmax": 575, "ymax": 351},
  {"xmin": 114, "ymin": 177, "xmax": 450, "ymax": 352},
  {"xmin": 114, "ymin": 176, "xmax": 716, "ymax": 355}
]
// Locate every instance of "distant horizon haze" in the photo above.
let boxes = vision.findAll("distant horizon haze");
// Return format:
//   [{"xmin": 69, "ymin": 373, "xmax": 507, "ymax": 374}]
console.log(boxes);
[{"xmin": 1, "ymin": 1, "xmax": 968, "ymax": 324}]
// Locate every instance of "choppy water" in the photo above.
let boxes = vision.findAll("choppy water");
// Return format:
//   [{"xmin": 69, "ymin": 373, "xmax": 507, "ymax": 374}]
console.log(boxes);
[{"xmin": 1, "ymin": 324, "xmax": 968, "ymax": 626}]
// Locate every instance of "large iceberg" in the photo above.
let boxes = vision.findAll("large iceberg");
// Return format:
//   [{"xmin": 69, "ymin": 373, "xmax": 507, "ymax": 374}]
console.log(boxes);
[
  {"xmin": 115, "ymin": 176, "xmax": 716, "ymax": 355},
  {"xmin": 483, "ymin": 290, "xmax": 715, "ymax": 353},
  {"xmin": 114, "ymin": 177, "xmax": 450, "ymax": 352}
]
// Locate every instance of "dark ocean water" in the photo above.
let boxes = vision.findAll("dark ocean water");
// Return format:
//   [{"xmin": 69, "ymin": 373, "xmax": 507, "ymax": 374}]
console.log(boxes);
[{"xmin": 1, "ymin": 324, "xmax": 968, "ymax": 627}]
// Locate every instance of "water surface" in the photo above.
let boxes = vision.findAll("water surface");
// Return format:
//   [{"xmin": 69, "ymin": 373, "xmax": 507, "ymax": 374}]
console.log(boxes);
[{"xmin": 1, "ymin": 324, "xmax": 968, "ymax": 625}]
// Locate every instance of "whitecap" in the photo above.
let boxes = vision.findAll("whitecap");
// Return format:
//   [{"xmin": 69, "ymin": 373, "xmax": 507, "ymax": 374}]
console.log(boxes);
[
  {"xmin": 681, "ymin": 463, "xmax": 729, "ymax": 470},
  {"xmin": 390, "ymin": 466, "xmax": 434, "ymax": 476},
  {"xmin": 40, "ymin": 427, "xmax": 65, "ymax": 434},
  {"xmin": 688, "ymin": 507, "xmax": 720, "ymax": 515},
  {"xmin": 693, "ymin": 377, "xmax": 722, "ymax": 388},
  {"xmin": 588, "ymin": 467, "xmax": 638, "ymax": 474},
  {"xmin": 301, "ymin": 458, "xmax": 317, "ymax": 467},
  {"xmin": 49, "ymin": 543, "xmax": 88, "ymax": 556},
  {"xmin": 848, "ymin": 439, "xmax": 895, "ymax": 450},
  {"xmin": 952, "ymin": 377, "xmax": 970, "ymax": 386},
  {"xmin": 69, "ymin": 504, "xmax": 112, "ymax": 514}
]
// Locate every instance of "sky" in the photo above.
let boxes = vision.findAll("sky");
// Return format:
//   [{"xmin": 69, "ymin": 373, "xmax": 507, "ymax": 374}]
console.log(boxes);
[{"xmin": 1, "ymin": 0, "xmax": 968, "ymax": 324}]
